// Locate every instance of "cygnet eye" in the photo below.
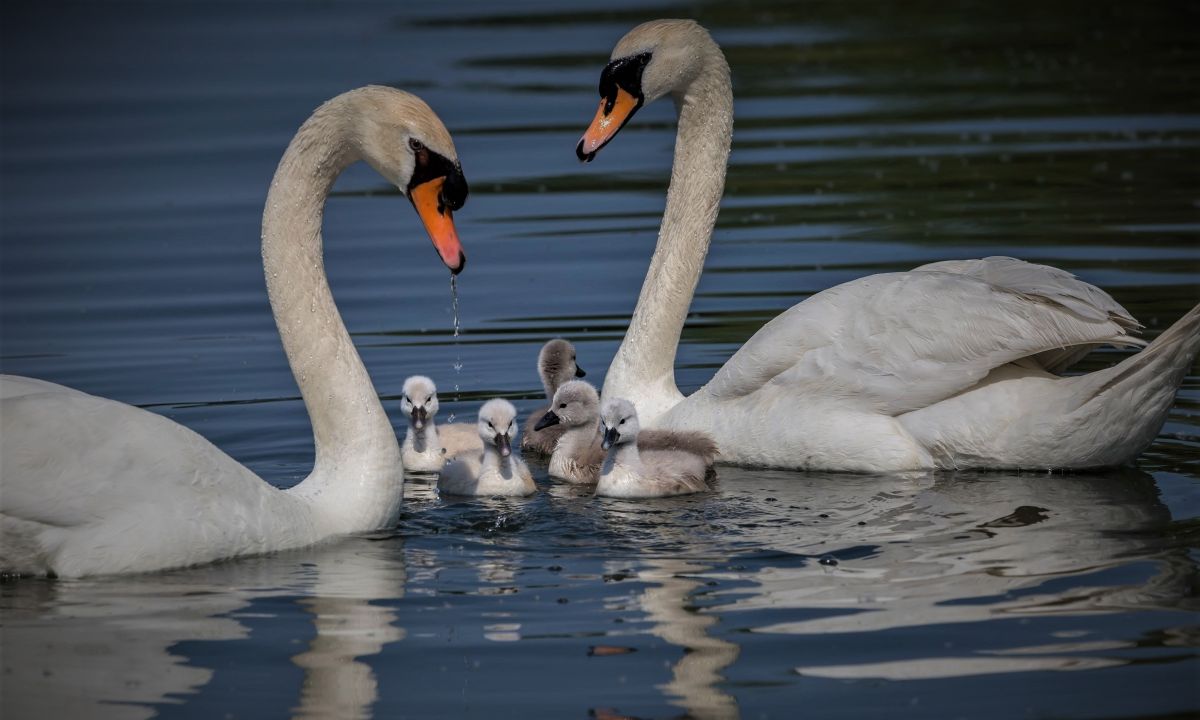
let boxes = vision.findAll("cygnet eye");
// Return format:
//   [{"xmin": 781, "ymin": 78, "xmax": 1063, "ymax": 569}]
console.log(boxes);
[
  {"xmin": 487, "ymin": 422, "xmax": 495, "ymax": 430},
  {"xmin": 558, "ymin": 402, "xmax": 567, "ymax": 409},
  {"xmin": 619, "ymin": 418, "xmax": 626, "ymax": 425}
]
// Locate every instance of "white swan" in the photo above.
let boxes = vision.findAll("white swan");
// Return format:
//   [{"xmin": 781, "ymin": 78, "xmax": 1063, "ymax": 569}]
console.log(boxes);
[
  {"xmin": 577, "ymin": 19, "xmax": 1200, "ymax": 472},
  {"xmin": 437, "ymin": 399, "xmax": 536, "ymax": 497},
  {"xmin": 0, "ymin": 86, "xmax": 470, "ymax": 577},
  {"xmin": 399, "ymin": 375, "xmax": 482, "ymax": 472}
]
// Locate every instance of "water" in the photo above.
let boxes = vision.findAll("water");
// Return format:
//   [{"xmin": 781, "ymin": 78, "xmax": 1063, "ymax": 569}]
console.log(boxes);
[{"xmin": 2, "ymin": 1, "xmax": 1198, "ymax": 718}]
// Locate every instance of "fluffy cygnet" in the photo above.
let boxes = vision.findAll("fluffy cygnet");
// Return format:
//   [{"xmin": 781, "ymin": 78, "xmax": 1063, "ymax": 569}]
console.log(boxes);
[
  {"xmin": 535, "ymin": 380, "xmax": 605, "ymax": 483},
  {"xmin": 437, "ymin": 399, "xmax": 536, "ymax": 497},
  {"xmin": 536, "ymin": 381, "xmax": 719, "ymax": 483},
  {"xmin": 595, "ymin": 398, "xmax": 713, "ymax": 498},
  {"xmin": 400, "ymin": 375, "xmax": 482, "ymax": 472},
  {"xmin": 521, "ymin": 339, "xmax": 586, "ymax": 458}
]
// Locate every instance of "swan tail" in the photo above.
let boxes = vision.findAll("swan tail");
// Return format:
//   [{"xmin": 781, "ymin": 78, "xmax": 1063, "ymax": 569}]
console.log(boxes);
[{"xmin": 1064, "ymin": 302, "xmax": 1200, "ymax": 463}]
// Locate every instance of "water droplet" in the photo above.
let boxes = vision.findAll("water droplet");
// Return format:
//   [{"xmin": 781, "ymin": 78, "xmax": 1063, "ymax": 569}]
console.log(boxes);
[{"xmin": 449, "ymin": 274, "xmax": 461, "ymax": 338}]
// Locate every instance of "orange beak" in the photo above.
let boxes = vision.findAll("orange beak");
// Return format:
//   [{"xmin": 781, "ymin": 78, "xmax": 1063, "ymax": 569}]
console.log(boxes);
[
  {"xmin": 576, "ymin": 86, "xmax": 642, "ymax": 162},
  {"xmin": 410, "ymin": 177, "xmax": 465, "ymax": 274}
]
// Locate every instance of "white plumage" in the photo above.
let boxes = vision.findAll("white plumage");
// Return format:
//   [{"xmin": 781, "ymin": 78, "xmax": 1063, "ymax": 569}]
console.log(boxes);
[
  {"xmin": 1, "ymin": 86, "xmax": 467, "ymax": 576},
  {"xmin": 584, "ymin": 20, "xmax": 1200, "ymax": 472}
]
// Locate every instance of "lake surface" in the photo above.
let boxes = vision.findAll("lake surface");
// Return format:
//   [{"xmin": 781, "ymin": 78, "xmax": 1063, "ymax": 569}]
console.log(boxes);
[{"xmin": 2, "ymin": 1, "xmax": 1198, "ymax": 718}]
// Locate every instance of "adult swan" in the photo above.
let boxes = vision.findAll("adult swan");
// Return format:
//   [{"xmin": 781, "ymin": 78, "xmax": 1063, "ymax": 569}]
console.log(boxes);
[
  {"xmin": 1, "ymin": 86, "xmax": 469, "ymax": 576},
  {"xmin": 577, "ymin": 20, "xmax": 1200, "ymax": 472}
]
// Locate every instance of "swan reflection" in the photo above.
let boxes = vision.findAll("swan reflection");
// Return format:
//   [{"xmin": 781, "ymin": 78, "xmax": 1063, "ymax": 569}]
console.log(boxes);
[
  {"xmin": 709, "ymin": 468, "xmax": 1188, "ymax": 680},
  {"xmin": 1, "ymin": 536, "xmax": 406, "ymax": 720}
]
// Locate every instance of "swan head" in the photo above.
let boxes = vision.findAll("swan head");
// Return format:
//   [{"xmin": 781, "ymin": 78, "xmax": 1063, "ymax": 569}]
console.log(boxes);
[
  {"xmin": 599, "ymin": 397, "xmax": 639, "ymax": 451},
  {"xmin": 345, "ymin": 86, "xmax": 469, "ymax": 274},
  {"xmin": 534, "ymin": 380, "xmax": 599, "ymax": 431},
  {"xmin": 400, "ymin": 375, "xmax": 440, "ymax": 430},
  {"xmin": 538, "ymin": 339, "xmax": 586, "ymax": 389},
  {"xmin": 477, "ymin": 398, "xmax": 518, "ymax": 458},
  {"xmin": 577, "ymin": 19, "xmax": 719, "ymax": 161}
]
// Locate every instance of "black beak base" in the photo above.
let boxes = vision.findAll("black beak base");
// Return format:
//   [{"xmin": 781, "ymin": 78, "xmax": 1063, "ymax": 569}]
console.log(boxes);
[
  {"xmin": 575, "ymin": 365, "xmax": 587, "ymax": 378},
  {"xmin": 534, "ymin": 411, "xmax": 561, "ymax": 432},
  {"xmin": 496, "ymin": 433, "xmax": 512, "ymax": 457},
  {"xmin": 601, "ymin": 426, "xmax": 620, "ymax": 451},
  {"xmin": 411, "ymin": 407, "xmax": 427, "ymax": 430}
]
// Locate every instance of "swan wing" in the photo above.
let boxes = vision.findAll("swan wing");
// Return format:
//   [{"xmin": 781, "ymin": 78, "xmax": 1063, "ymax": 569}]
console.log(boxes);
[
  {"xmin": 912, "ymin": 256, "xmax": 1142, "ymax": 372},
  {"xmin": 700, "ymin": 262, "xmax": 1143, "ymax": 415},
  {"xmin": 0, "ymin": 379, "xmax": 272, "ymax": 529}
]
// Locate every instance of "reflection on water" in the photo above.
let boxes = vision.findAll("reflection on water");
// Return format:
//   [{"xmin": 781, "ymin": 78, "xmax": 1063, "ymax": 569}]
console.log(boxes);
[
  {"xmin": 1, "ymin": 539, "xmax": 405, "ymax": 720},
  {"xmin": 4, "ymin": 469, "xmax": 1193, "ymax": 718},
  {"xmin": 634, "ymin": 559, "xmax": 740, "ymax": 720},
  {"xmin": 1, "ymin": 0, "xmax": 1198, "ymax": 717}
]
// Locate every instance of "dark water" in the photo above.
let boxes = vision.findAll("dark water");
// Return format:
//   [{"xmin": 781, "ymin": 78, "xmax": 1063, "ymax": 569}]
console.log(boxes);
[{"xmin": 2, "ymin": 1, "xmax": 1198, "ymax": 718}]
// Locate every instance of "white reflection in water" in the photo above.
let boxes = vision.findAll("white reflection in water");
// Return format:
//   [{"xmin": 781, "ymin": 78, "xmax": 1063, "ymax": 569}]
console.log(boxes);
[
  {"xmin": 1, "ymin": 537, "xmax": 406, "ymax": 720},
  {"xmin": 635, "ymin": 558, "xmax": 741, "ymax": 720},
  {"xmin": 711, "ymin": 469, "xmax": 1186, "ymax": 679}
]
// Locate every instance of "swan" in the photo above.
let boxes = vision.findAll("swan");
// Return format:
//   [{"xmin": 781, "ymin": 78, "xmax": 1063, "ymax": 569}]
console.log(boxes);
[
  {"xmin": 576, "ymin": 19, "xmax": 1200, "ymax": 472},
  {"xmin": 437, "ymin": 399, "xmax": 536, "ymax": 497},
  {"xmin": 596, "ymin": 398, "xmax": 712, "ymax": 498},
  {"xmin": 521, "ymin": 338, "xmax": 587, "ymax": 457},
  {"xmin": 399, "ymin": 375, "xmax": 482, "ymax": 472},
  {"xmin": 0, "ymin": 86, "xmax": 470, "ymax": 577},
  {"xmin": 537, "ymin": 380, "xmax": 720, "ymax": 483}
]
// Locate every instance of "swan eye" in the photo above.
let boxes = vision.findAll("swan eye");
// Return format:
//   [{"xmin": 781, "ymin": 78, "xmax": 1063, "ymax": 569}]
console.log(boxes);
[
  {"xmin": 558, "ymin": 403, "xmax": 567, "ymax": 409},
  {"xmin": 619, "ymin": 418, "xmax": 626, "ymax": 425},
  {"xmin": 409, "ymin": 138, "xmax": 424, "ymax": 151},
  {"xmin": 487, "ymin": 422, "xmax": 494, "ymax": 431}
]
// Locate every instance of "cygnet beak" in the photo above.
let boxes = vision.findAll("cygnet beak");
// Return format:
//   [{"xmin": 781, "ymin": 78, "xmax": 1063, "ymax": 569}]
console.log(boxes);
[
  {"xmin": 411, "ymin": 406, "xmax": 427, "ymax": 430},
  {"xmin": 534, "ymin": 411, "xmax": 561, "ymax": 431},
  {"xmin": 574, "ymin": 364, "xmax": 587, "ymax": 378},
  {"xmin": 601, "ymin": 425, "xmax": 620, "ymax": 451},
  {"xmin": 496, "ymin": 432, "xmax": 512, "ymax": 457}
]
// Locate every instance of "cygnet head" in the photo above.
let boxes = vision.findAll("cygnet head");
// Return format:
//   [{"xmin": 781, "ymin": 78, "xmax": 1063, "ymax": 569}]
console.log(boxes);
[
  {"xmin": 538, "ymin": 339, "xmax": 586, "ymax": 390},
  {"xmin": 400, "ymin": 375, "xmax": 440, "ymax": 430},
  {"xmin": 477, "ymin": 398, "xmax": 519, "ymax": 457},
  {"xmin": 534, "ymin": 380, "xmax": 599, "ymax": 431},
  {"xmin": 332, "ymin": 86, "xmax": 469, "ymax": 273},
  {"xmin": 577, "ymin": 19, "xmax": 721, "ymax": 161},
  {"xmin": 599, "ymin": 397, "xmax": 640, "ymax": 450}
]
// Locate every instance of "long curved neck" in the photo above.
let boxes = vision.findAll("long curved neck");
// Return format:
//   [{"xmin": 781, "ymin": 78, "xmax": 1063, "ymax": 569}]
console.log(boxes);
[
  {"xmin": 603, "ymin": 47, "xmax": 733, "ymax": 425},
  {"xmin": 263, "ymin": 100, "xmax": 402, "ymax": 528}
]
